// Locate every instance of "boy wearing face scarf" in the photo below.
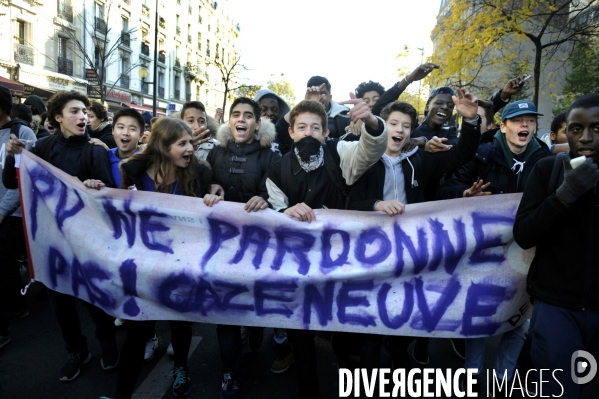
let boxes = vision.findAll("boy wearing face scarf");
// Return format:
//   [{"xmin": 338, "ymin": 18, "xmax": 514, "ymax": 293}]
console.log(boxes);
[{"xmin": 266, "ymin": 97, "xmax": 387, "ymax": 398}]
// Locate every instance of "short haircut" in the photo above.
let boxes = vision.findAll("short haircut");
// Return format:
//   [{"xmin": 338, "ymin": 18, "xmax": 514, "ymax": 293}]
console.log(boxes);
[
  {"xmin": 550, "ymin": 112, "xmax": 567, "ymax": 134},
  {"xmin": 89, "ymin": 101, "xmax": 108, "ymax": 122},
  {"xmin": 181, "ymin": 101, "xmax": 206, "ymax": 119},
  {"xmin": 380, "ymin": 101, "xmax": 418, "ymax": 128},
  {"xmin": 113, "ymin": 108, "xmax": 145, "ymax": 131},
  {"xmin": 10, "ymin": 103, "xmax": 33, "ymax": 124},
  {"xmin": 477, "ymin": 99, "xmax": 494, "ymax": 126},
  {"xmin": 46, "ymin": 91, "xmax": 91, "ymax": 129},
  {"xmin": 566, "ymin": 94, "xmax": 599, "ymax": 121},
  {"xmin": 289, "ymin": 100, "xmax": 328, "ymax": 129},
  {"xmin": 355, "ymin": 81, "xmax": 385, "ymax": 99},
  {"xmin": 425, "ymin": 86, "xmax": 457, "ymax": 116},
  {"xmin": 306, "ymin": 76, "xmax": 331, "ymax": 93},
  {"xmin": 229, "ymin": 97, "xmax": 260, "ymax": 121}
]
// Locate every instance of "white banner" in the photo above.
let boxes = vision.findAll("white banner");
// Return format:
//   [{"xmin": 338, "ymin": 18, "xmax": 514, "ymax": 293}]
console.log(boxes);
[{"xmin": 17, "ymin": 150, "xmax": 533, "ymax": 338}]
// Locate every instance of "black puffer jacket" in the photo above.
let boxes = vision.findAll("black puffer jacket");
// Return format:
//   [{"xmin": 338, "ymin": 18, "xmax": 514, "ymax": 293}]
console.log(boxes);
[
  {"xmin": 436, "ymin": 130, "xmax": 551, "ymax": 199},
  {"xmin": 514, "ymin": 155, "xmax": 599, "ymax": 310},
  {"xmin": 207, "ymin": 119, "xmax": 279, "ymax": 203}
]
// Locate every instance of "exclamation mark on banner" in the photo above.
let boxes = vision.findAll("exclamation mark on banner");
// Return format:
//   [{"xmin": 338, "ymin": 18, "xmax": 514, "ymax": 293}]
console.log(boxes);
[{"xmin": 119, "ymin": 259, "xmax": 140, "ymax": 317}]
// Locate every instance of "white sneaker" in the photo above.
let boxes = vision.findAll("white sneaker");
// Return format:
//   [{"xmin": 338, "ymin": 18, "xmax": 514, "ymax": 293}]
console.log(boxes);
[
  {"xmin": 167, "ymin": 342, "xmax": 174, "ymax": 356},
  {"xmin": 144, "ymin": 335, "xmax": 159, "ymax": 362},
  {"xmin": 114, "ymin": 318, "xmax": 128, "ymax": 327}
]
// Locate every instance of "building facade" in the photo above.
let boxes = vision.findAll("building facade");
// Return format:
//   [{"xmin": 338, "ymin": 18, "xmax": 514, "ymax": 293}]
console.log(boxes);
[{"xmin": 0, "ymin": 0, "xmax": 240, "ymax": 116}]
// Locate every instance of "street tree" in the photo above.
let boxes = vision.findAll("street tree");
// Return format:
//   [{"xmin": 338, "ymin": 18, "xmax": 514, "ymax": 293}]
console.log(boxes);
[
  {"xmin": 210, "ymin": 54, "xmax": 256, "ymax": 114},
  {"xmin": 51, "ymin": 0, "xmax": 142, "ymax": 103},
  {"xmin": 267, "ymin": 80, "xmax": 296, "ymax": 107},
  {"xmin": 432, "ymin": 0, "xmax": 599, "ymax": 106},
  {"xmin": 234, "ymin": 85, "xmax": 262, "ymax": 99}
]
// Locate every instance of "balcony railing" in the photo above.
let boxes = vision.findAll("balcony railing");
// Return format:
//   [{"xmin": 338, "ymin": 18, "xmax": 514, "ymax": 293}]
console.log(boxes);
[
  {"xmin": 58, "ymin": 2, "xmax": 74, "ymax": 23},
  {"xmin": 158, "ymin": 87, "xmax": 165, "ymax": 98},
  {"xmin": 58, "ymin": 57, "xmax": 73, "ymax": 75},
  {"xmin": 95, "ymin": 18, "xmax": 107, "ymax": 35},
  {"xmin": 174, "ymin": 89, "xmax": 180, "ymax": 99},
  {"xmin": 120, "ymin": 32, "xmax": 130, "ymax": 47},
  {"xmin": 176, "ymin": 26, "xmax": 181, "ymax": 35},
  {"xmin": 141, "ymin": 43, "xmax": 150, "ymax": 56},
  {"xmin": 197, "ymin": 42, "xmax": 202, "ymax": 51},
  {"xmin": 141, "ymin": 4, "xmax": 150, "ymax": 18},
  {"xmin": 158, "ymin": 52, "xmax": 166, "ymax": 63},
  {"xmin": 141, "ymin": 80, "xmax": 149, "ymax": 94},
  {"xmin": 120, "ymin": 75, "xmax": 130, "ymax": 89},
  {"xmin": 14, "ymin": 43, "xmax": 34, "ymax": 65}
]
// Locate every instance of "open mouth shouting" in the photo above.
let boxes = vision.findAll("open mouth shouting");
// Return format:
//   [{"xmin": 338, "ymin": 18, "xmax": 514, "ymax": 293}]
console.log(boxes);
[
  {"xmin": 517, "ymin": 130, "xmax": 530, "ymax": 142},
  {"xmin": 235, "ymin": 125, "xmax": 248, "ymax": 137},
  {"xmin": 182, "ymin": 154, "xmax": 191, "ymax": 163},
  {"xmin": 391, "ymin": 135, "xmax": 404, "ymax": 145},
  {"xmin": 576, "ymin": 147, "xmax": 595, "ymax": 157},
  {"xmin": 77, "ymin": 122, "xmax": 87, "ymax": 131}
]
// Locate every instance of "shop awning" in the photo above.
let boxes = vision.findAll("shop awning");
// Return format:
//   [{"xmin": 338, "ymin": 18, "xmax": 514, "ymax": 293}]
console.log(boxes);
[
  {"xmin": 121, "ymin": 102, "xmax": 166, "ymax": 117},
  {"xmin": 20, "ymin": 83, "xmax": 56, "ymax": 102},
  {"xmin": 0, "ymin": 76, "xmax": 25, "ymax": 97}
]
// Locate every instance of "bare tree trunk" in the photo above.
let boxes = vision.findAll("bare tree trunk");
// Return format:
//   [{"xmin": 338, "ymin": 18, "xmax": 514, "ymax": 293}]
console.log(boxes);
[{"xmin": 533, "ymin": 44, "xmax": 542, "ymax": 107}]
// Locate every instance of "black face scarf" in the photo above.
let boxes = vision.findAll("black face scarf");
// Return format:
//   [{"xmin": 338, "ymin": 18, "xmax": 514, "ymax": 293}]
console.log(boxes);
[{"xmin": 294, "ymin": 136, "xmax": 324, "ymax": 172}]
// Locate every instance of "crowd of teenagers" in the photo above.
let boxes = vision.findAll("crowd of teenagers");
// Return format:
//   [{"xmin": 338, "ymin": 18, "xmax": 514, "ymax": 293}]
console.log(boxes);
[{"xmin": 0, "ymin": 61, "xmax": 598, "ymax": 399}]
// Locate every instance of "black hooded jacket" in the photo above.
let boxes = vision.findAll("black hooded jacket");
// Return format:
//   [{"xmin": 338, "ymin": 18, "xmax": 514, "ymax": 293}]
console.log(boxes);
[
  {"xmin": 24, "ymin": 95, "xmax": 46, "ymax": 116},
  {"xmin": 88, "ymin": 123, "xmax": 116, "ymax": 148}
]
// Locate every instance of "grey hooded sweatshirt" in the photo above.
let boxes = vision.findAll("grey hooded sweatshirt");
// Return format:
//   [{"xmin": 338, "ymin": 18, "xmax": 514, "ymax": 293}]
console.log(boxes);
[{"xmin": 379, "ymin": 146, "xmax": 419, "ymax": 208}]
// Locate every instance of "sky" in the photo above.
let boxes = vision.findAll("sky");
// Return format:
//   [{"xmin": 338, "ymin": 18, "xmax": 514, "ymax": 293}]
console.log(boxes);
[{"xmin": 226, "ymin": 0, "xmax": 441, "ymax": 104}]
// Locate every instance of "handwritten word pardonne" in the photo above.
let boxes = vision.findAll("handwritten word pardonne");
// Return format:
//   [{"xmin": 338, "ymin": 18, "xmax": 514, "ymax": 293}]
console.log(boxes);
[{"xmin": 17, "ymin": 151, "xmax": 534, "ymax": 338}]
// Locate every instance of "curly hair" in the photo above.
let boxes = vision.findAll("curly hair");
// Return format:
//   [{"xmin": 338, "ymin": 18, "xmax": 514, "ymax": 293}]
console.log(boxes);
[
  {"xmin": 46, "ymin": 91, "xmax": 91, "ymax": 129},
  {"xmin": 355, "ymin": 81, "xmax": 385, "ymax": 99},
  {"xmin": 89, "ymin": 101, "xmax": 108, "ymax": 122},
  {"xmin": 121, "ymin": 118, "xmax": 200, "ymax": 196},
  {"xmin": 289, "ymin": 100, "xmax": 327, "ymax": 130}
]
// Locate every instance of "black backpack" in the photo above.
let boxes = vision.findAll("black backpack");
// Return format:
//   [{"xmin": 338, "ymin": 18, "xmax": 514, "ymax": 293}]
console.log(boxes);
[{"xmin": 34, "ymin": 134, "xmax": 95, "ymax": 179}]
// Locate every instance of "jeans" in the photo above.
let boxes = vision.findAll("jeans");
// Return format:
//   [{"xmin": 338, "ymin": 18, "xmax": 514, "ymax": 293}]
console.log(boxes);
[
  {"xmin": 531, "ymin": 300, "xmax": 599, "ymax": 399},
  {"xmin": 47, "ymin": 288, "xmax": 116, "ymax": 354},
  {"xmin": 465, "ymin": 319, "xmax": 529, "ymax": 379},
  {"xmin": 0, "ymin": 217, "xmax": 27, "ymax": 321},
  {"xmin": 287, "ymin": 329, "xmax": 321, "ymax": 399},
  {"xmin": 216, "ymin": 324, "xmax": 242, "ymax": 375}
]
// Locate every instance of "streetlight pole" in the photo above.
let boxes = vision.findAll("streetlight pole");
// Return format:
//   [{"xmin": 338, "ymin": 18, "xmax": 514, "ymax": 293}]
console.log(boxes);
[
  {"xmin": 417, "ymin": 47, "xmax": 424, "ymax": 114},
  {"xmin": 152, "ymin": 0, "xmax": 158, "ymax": 117}
]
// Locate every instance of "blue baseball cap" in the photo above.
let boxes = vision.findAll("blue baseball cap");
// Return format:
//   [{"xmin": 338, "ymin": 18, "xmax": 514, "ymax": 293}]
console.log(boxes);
[{"xmin": 501, "ymin": 100, "xmax": 543, "ymax": 121}]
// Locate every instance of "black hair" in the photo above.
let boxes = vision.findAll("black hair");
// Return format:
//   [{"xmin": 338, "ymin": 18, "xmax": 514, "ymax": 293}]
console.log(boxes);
[
  {"xmin": 425, "ymin": 86, "xmax": 456, "ymax": 116},
  {"xmin": 181, "ymin": 101, "xmax": 206, "ymax": 119},
  {"xmin": 229, "ymin": 97, "xmax": 261, "ymax": 121},
  {"xmin": 41, "ymin": 112, "xmax": 48, "ymax": 125},
  {"xmin": 550, "ymin": 112, "xmax": 567, "ymax": 135},
  {"xmin": 566, "ymin": 94, "xmax": 599, "ymax": 121},
  {"xmin": 477, "ymin": 99, "xmax": 494, "ymax": 127},
  {"xmin": 10, "ymin": 103, "xmax": 33, "ymax": 124},
  {"xmin": 355, "ymin": 81, "xmax": 385, "ymax": 99},
  {"xmin": 380, "ymin": 101, "xmax": 418, "ymax": 128},
  {"xmin": 113, "ymin": 108, "xmax": 145, "ymax": 131},
  {"xmin": 89, "ymin": 101, "xmax": 108, "ymax": 122},
  {"xmin": 46, "ymin": 91, "xmax": 91, "ymax": 129},
  {"xmin": 306, "ymin": 76, "xmax": 331, "ymax": 92}
]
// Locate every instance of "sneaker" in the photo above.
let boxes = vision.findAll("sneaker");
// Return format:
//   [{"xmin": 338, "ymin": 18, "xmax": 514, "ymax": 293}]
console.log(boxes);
[
  {"xmin": 171, "ymin": 366, "xmax": 192, "ymax": 397},
  {"xmin": 8, "ymin": 309, "xmax": 29, "ymax": 323},
  {"xmin": 100, "ymin": 341, "xmax": 119, "ymax": 370},
  {"xmin": 0, "ymin": 335, "xmax": 11, "ymax": 351},
  {"xmin": 412, "ymin": 338, "xmax": 429, "ymax": 365},
  {"xmin": 270, "ymin": 343, "xmax": 295, "ymax": 373},
  {"xmin": 167, "ymin": 342, "xmax": 174, "ymax": 356},
  {"xmin": 220, "ymin": 373, "xmax": 240, "ymax": 399},
  {"xmin": 248, "ymin": 327, "xmax": 263, "ymax": 351},
  {"xmin": 144, "ymin": 335, "xmax": 159, "ymax": 362},
  {"xmin": 240, "ymin": 326, "xmax": 249, "ymax": 345},
  {"xmin": 59, "ymin": 351, "xmax": 92, "ymax": 381},
  {"xmin": 114, "ymin": 318, "xmax": 127, "ymax": 328},
  {"xmin": 449, "ymin": 338, "xmax": 466, "ymax": 360}
]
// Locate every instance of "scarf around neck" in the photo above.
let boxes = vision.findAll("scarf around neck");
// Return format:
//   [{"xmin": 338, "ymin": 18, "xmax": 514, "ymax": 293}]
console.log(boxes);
[{"xmin": 494, "ymin": 130, "xmax": 541, "ymax": 174}]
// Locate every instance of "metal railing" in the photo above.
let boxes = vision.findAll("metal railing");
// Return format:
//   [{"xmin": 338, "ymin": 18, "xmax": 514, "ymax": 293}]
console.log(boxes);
[
  {"xmin": 141, "ymin": 43, "xmax": 150, "ymax": 56},
  {"xmin": 120, "ymin": 32, "xmax": 130, "ymax": 47},
  {"xmin": 158, "ymin": 52, "xmax": 166, "ymax": 63},
  {"xmin": 141, "ymin": 4, "xmax": 150, "ymax": 18},
  {"xmin": 95, "ymin": 18, "xmax": 107, "ymax": 35},
  {"xmin": 120, "ymin": 75, "xmax": 130, "ymax": 89},
  {"xmin": 14, "ymin": 43, "xmax": 34, "ymax": 65},
  {"xmin": 58, "ymin": 2, "xmax": 74, "ymax": 23},
  {"xmin": 175, "ymin": 58, "xmax": 181, "ymax": 68},
  {"xmin": 58, "ymin": 57, "xmax": 73, "ymax": 75}
]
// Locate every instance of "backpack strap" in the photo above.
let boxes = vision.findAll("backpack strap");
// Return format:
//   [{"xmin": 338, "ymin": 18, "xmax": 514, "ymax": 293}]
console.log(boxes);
[
  {"xmin": 82, "ymin": 141, "xmax": 95, "ymax": 180},
  {"xmin": 34, "ymin": 134, "xmax": 58, "ymax": 161},
  {"xmin": 548, "ymin": 153, "xmax": 566, "ymax": 194}
]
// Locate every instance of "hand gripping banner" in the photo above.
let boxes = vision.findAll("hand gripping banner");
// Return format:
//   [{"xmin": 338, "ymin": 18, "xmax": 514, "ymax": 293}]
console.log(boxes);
[{"xmin": 16, "ymin": 150, "xmax": 533, "ymax": 338}]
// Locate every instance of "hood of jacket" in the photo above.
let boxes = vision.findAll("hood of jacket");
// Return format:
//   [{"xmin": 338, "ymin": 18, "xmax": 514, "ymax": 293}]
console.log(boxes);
[
  {"xmin": 206, "ymin": 115, "xmax": 221, "ymax": 139},
  {"xmin": 254, "ymin": 89, "xmax": 291, "ymax": 117},
  {"xmin": 24, "ymin": 95, "xmax": 46, "ymax": 115},
  {"xmin": 328, "ymin": 101, "xmax": 350, "ymax": 118},
  {"xmin": 216, "ymin": 117, "xmax": 276, "ymax": 149}
]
